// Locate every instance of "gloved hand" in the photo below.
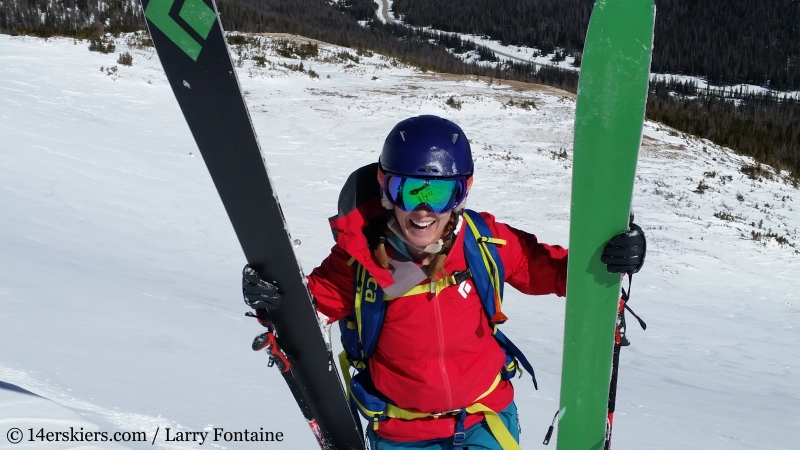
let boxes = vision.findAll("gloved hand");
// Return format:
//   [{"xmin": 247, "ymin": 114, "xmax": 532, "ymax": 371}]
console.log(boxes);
[
  {"xmin": 242, "ymin": 264, "xmax": 282, "ymax": 310},
  {"xmin": 601, "ymin": 220, "xmax": 646, "ymax": 274}
]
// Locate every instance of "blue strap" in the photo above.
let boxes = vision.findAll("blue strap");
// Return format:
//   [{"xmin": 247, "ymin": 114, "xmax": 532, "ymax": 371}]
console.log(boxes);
[
  {"xmin": 461, "ymin": 210, "xmax": 506, "ymax": 320},
  {"xmin": 453, "ymin": 409, "xmax": 467, "ymax": 446},
  {"xmin": 494, "ymin": 329, "xmax": 538, "ymax": 390}
]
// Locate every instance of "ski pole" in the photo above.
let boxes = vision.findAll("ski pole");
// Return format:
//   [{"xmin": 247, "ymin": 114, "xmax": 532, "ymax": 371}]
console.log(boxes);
[
  {"xmin": 604, "ymin": 275, "xmax": 646, "ymax": 450},
  {"xmin": 249, "ymin": 311, "xmax": 334, "ymax": 450}
]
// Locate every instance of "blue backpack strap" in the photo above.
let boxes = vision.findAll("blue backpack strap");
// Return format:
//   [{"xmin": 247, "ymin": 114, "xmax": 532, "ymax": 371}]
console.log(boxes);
[
  {"xmin": 462, "ymin": 210, "xmax": 538, "ymax": 389},
  {"xmin": 339, "ymin": 261, "xmax": 388, "ymax": 436},
  {"xmin": 339, "ymin": 261, "xmax": 363, "ymax": 366},
  {"xmin": 339, "ymin": 261, "xmax": 387, "ymax": 368},
  {"xmin": 494, "ymin": 328, "xmax": 538, "ymax": 389},
  {"xmin": 357, "ymin": 264, "xmax": 387, "ymax": 359},
  {"xmin": 461, "ymin": 210, "xmax": 507, "ymax": 323}
]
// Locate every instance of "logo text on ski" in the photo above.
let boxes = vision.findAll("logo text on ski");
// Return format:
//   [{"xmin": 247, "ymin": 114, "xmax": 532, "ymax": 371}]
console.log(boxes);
[{"xmin": 145, "ymin": 0, "xmax": 216, "ymax": 61}]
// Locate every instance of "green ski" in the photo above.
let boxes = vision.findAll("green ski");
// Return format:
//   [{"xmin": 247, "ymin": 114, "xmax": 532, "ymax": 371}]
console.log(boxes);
[{"xmin": 557, "ymin": 0, "xmax": 655, "ymax": 449}]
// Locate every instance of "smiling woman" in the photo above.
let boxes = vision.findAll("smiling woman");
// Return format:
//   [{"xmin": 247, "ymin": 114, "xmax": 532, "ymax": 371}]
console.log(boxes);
[
  {"xmin": 242, "ymin": 115, "xmax": 646, "ymax": 450},
  {"xmin": 373, "ymin": 116, "xmax": 474, "ymax": 271}
]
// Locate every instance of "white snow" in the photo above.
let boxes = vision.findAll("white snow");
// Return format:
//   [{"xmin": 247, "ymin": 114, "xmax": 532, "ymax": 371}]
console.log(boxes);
[
  {"xmin": 1, "ymin": 33, "xmax": 798, "ymax": 449},
  {"xmin": 372, "ymin": 0, "xmax": 389, "ymax": 25},
  {"xmin": 650, "ymin": 73, "xmax": 800, "ymax": 100}
]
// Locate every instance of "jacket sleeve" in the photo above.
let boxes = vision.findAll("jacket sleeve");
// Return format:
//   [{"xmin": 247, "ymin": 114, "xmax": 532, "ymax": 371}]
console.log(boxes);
[
  {"xmin": 307, "ymin": 244, "xmax": 356, "ymax": 323},
  {"xmin": 484, "ymin": 213, "xmax": 568, "ymax": 297}
]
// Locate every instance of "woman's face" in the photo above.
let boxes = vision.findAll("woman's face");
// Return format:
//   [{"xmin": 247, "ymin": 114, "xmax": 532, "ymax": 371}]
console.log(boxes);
[{"xmin": 394, "ymin": 205, "xmax": 452, "ymax": 248}]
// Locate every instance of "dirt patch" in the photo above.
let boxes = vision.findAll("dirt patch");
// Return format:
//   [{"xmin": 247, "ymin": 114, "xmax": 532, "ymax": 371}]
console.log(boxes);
[
  {"xmin": 364, "ymin": 89, "xmax": 402, "ymax": 96},
  {"xmin": 251, "ymin": 32, "xmax": 333, "ymax": 49},
  {"xmin": 419, "ymin": 72, "xmax": 576, "ymax": 98},
  {"xmin": 250, "ymin": 33, "xmax": 575, "ymax": 99},
  {"xmin": 640, "ymin": 136, "xmax": 693, "ymax": 160}
]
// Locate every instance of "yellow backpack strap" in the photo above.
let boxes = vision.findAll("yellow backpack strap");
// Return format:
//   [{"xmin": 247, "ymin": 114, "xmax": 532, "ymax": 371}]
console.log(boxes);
[
  {"xmin": 463, "ymin": 374, "xmax": 520, "ymax": 450},
  {"xmin": 462, "ymin": 212, "xmax": 508, "ymax": 323},
  {"xmin": 338, "ymin": 350, "xmax": 353, "ymax": 387},
  {"xmin": 383, "ymin": 283, "xmax": 430, "ymax": 300},
  {"xmin": 383, "ymin": 272, "xmax": 467, "ymax": 300},
  {"xmin": 464, "ymin": 403, "xmax": 521, "ymax": 450},
  {"xmin": 350, "ymin": 391, "xmax": 388, "ymax": 431},
  {"xmin": 384, "ymin": 405, "xmax": 435, "ymax": 421},
  {"xmin": 353, "ymin": 263, "xmax": 367, "ymax": 349},
  {"xmin": 478, "ymin": 236, "xmax": 507, "ymax": 246},
  {"xmin": 379, "ymin": 374, "xmax": 520, "ymax": 449}
]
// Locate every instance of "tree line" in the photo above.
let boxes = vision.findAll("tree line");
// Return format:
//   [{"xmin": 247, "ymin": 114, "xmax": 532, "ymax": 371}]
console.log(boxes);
[
  {"xmin": 647, "ymin": 81, "xmax": 800, "ymax": 179},
  {"xmin": 392, "ymin": 0, "xmax": 800, "ymax": 91},
  {"xmin": 1, "ymin": 0, "xmax": 142, "ymax": 36}
]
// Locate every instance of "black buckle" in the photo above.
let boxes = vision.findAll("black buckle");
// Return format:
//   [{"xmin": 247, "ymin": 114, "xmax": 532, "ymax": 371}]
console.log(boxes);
[{"xmin": 452, "ymin": 269, "xmax": 472, "ymax": 284}]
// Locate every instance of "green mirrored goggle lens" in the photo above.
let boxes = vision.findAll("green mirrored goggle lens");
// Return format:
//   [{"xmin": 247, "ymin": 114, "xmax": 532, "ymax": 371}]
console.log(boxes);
[{"xmin": 386, "ymin": 176, "xmax": 464, "ymax": 213}]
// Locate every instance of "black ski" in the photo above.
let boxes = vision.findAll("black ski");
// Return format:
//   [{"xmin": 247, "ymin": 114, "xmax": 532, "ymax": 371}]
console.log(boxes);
[{"xmin": 139, "ymin": 0, "xmax": 364, "ymax": 448}]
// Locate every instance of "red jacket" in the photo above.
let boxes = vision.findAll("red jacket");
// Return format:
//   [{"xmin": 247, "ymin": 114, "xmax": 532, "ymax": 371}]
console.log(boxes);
[{"xmin": 308, "ymin": 198, "xmax": 568, "ymax": 442}]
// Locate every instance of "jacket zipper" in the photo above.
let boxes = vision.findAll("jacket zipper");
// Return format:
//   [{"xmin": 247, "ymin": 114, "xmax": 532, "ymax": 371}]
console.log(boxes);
[{"xmin": 432, "ymin": 294, "xmax": 453, "ymax": 410}]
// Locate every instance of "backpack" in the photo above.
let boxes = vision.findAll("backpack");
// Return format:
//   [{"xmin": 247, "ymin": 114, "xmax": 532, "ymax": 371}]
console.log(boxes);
[{"xmin": 338, "ymin": 209, "xmax": 538, "ymax": 390}]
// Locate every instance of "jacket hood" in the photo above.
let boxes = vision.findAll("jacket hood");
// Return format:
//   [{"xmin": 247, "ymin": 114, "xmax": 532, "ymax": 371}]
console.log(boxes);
[{"xmin": 328, "ymin": 163, "xmax": 396, "ymax": 288}]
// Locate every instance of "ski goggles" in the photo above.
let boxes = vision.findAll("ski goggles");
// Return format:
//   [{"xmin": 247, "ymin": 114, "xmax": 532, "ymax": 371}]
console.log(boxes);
[{"xmin": 382, "ymin": 173, "xmax": 471, "ymax": 213}]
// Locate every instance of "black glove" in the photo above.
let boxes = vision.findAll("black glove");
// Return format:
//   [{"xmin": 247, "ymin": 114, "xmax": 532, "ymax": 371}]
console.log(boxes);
[
  {"xmin": 601, "ymin": 221, "xmax": 646, "ymax": 274},
  {"xmin": 242, "ymin": 264, "xmax": 282, "ymax": 310}
]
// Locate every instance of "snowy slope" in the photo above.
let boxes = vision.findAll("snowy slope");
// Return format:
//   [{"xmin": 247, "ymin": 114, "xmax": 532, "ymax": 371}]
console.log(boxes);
[{"xmin": 1, "ymin": 33, "xmax": 798, "ymax": 449}]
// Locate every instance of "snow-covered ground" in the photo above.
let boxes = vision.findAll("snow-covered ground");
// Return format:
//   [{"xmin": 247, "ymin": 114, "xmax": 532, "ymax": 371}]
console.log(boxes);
[{"xmin": 1, "ymin": 33, "xmax": 798, "ymax": 449}]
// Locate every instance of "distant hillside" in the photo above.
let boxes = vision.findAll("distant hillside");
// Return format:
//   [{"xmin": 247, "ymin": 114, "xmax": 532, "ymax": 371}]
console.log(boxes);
[
  {"xmin": 214, "ymin": 0, "xmax": 579, "ymax": 90},
  {"xmin": 648, "ymin": 81, "xmax": 799, "ymax": 179},
  {"xmin": 1, "ymin": 0, "xmax": 798, "ymax": 179},
  {"xmin": 392, "ymin": 0, "xmax": 800, "ymax": 91}
]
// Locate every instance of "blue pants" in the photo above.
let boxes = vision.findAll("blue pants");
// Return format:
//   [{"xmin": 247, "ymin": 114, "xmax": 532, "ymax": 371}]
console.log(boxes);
[{"xmin": 366, "ymin": 403, "xmax": 519, "ymax": 450}]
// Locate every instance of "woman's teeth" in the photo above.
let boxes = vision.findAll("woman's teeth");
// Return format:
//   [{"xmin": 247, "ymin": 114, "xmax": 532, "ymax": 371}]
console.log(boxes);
[{"xmin": 411, "ymin": 219, "xmax": 434, "ymax": 229}]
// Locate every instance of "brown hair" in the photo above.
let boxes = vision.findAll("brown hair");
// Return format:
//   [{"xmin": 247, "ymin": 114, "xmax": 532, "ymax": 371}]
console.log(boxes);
[{"xmin": 373, "ymin": 213, "xmax": 459, "ymax": 281}]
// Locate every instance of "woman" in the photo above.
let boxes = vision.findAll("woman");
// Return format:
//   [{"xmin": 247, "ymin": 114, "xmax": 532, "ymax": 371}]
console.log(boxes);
[{"xmin": 242, "ymin": 115, "xmax": 646, "ymax": 449}]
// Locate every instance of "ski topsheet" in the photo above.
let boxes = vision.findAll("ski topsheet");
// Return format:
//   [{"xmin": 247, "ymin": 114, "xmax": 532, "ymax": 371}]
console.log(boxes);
[
  {"xmin": 140, "ymin": 0, "xmax": 364, "ymax": 448},
  {"xmin": 557, "ymin": 0, "xmax": 655, "ymax": 449}
]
